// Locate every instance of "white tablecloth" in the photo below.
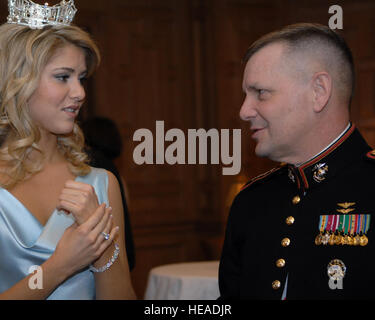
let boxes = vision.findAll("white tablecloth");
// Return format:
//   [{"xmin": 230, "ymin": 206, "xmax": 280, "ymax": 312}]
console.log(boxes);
[{"xmin": 144, "ymin": 260, "xmax": 220, "ymax": 300}]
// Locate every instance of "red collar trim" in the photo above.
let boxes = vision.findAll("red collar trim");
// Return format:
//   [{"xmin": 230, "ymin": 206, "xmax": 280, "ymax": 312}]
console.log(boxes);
[{"xmin": 297, "ymin": 124, "xmax": 355, "ymax": 190}]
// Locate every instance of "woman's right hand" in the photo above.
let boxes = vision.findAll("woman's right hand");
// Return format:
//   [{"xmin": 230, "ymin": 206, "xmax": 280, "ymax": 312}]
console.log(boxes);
[{"xmin": 50, "ymin": 203, "xmax": 119, "ymax": 278}]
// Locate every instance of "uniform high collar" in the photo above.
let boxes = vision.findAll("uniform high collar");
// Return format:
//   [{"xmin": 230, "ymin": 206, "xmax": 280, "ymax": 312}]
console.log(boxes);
[{"xmin": 287, "ymin": 123, "xmax": 371, "ymax": 193}]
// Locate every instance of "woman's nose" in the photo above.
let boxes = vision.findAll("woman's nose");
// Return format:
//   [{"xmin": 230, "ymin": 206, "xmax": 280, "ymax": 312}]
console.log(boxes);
[{"xmin": 70, "ymin": 78, "xmax": 85, "ymax": 102}]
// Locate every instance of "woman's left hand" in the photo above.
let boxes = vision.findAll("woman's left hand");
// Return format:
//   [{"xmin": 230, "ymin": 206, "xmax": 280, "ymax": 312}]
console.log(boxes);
[{"xmin": 57, "ymin": 180, "xmax": 100, "ymax": 225}]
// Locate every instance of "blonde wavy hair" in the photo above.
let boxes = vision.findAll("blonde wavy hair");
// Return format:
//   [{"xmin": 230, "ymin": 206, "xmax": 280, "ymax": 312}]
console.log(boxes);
[{"xmin": 0, "ymin": 23, "xmax": 100, "ymax": 189}]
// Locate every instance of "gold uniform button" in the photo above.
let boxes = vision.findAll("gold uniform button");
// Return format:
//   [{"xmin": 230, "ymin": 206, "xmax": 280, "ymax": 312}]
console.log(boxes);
[
  {"xmin": 272, "ymin": 280, "xmax": 281, "ymax": 290},
  {"xmin": 276, "ymin": 258, "xmax": 286, "ymax": 268},
  {"xmin": 281, "ymin": 238, "xmax": 291, "ymax": 247},
  {"xmin": 292, "ymin": 195, "xmax": 300, "ymax": 205},
  {"xmin": 285, "ymin": 216, "xmax": 295, "ymax": 225}
]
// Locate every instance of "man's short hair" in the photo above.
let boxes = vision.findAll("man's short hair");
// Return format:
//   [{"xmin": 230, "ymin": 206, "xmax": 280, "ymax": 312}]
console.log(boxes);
[{"xmin": 244, "ymin": 23, "xmax": 355, "ymax": 105}]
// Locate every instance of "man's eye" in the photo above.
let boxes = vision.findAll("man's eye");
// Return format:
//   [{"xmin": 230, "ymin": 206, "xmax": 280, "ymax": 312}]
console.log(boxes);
[
  {"xmin": 257, "ymin": 89, "xmax": 268, "ymax": 100},
  {"xmin": 258, "ymin": 89, "xmax": 266, "ymax": 95}
]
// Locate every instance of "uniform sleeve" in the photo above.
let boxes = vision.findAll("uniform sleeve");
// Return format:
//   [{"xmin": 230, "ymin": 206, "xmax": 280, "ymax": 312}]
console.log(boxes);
[{"xmin": 218, "ymin": 195, "xmax": 244, "ymax": 299}]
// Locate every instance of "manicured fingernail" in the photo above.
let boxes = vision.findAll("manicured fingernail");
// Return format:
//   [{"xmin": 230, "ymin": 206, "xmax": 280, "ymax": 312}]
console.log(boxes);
[{"xmin": 108, "ymin": 206, "xmax": 112, "ymax": 212}]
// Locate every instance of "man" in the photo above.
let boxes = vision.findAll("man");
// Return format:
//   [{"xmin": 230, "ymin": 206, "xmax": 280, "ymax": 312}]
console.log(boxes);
[{"xmin": 219, "ymin": 23, "xmax": 375, "ymax": 299}]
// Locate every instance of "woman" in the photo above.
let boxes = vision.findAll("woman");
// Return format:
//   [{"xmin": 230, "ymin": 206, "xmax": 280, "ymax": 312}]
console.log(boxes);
[{"xmin": 0, "ymin": 5, "xmax": 136, "ymax": 299}]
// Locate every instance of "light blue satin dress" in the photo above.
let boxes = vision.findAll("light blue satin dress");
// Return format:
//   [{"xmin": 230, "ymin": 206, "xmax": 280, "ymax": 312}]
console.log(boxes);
[{"xmin": 0, "ymin": 167, "xmax": 109, "ymax": 299}]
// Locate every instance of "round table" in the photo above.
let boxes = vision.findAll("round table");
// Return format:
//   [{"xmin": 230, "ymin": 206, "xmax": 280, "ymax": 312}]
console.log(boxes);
[{"xmin": 144, "ymin": 260, "xmax": 220, "ymax": 300}]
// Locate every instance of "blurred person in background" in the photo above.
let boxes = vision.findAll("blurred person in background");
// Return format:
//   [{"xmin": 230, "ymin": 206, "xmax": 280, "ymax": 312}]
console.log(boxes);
[{"xmin": 82, "ymin": 116, "xmax": 135, "ymax": 271}]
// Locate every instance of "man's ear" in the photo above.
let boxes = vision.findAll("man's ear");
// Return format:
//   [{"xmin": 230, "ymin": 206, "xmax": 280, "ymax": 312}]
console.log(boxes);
[{"xmin": 311, "ymin": 71, "xmax": 332, "ymax": 113}]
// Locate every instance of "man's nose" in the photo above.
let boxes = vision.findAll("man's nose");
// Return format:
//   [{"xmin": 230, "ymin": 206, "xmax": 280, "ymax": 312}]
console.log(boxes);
[{"xmin": 239, "ymin": 96, "xmax": 257, "ymax": 121}]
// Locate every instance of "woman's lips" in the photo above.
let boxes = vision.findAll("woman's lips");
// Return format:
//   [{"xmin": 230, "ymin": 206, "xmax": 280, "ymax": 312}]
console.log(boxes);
[{"xmin": 62, "ymin": 106, "xmax": 79, "ymax": 118}]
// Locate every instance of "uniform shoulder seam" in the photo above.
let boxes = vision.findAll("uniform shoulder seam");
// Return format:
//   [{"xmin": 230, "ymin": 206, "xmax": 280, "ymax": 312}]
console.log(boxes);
[{"xmin": 240, "ymin": 163, "xmax": 286, "ymax": 192}]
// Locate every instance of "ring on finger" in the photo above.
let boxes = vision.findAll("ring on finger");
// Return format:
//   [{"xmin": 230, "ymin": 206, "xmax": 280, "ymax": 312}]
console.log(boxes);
[{"xmin": 101, "ymin": 231, "xmax": 110, "ymax": 240}]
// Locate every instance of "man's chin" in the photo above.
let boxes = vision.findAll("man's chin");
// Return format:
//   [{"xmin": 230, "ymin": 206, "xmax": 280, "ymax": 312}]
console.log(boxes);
[
  {"xmin": 254, "ymin": 144, "xmax": 281, "ymax": 162},
  {"xmin": 254, "ymin": 144, "xmax": 269, "ymax": 158}
]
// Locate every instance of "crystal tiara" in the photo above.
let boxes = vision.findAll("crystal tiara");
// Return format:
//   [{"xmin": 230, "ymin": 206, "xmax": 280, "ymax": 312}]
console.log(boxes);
[{"xmin": 7, "ymin": 0, "xmax": 77, "ymax": 29}]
